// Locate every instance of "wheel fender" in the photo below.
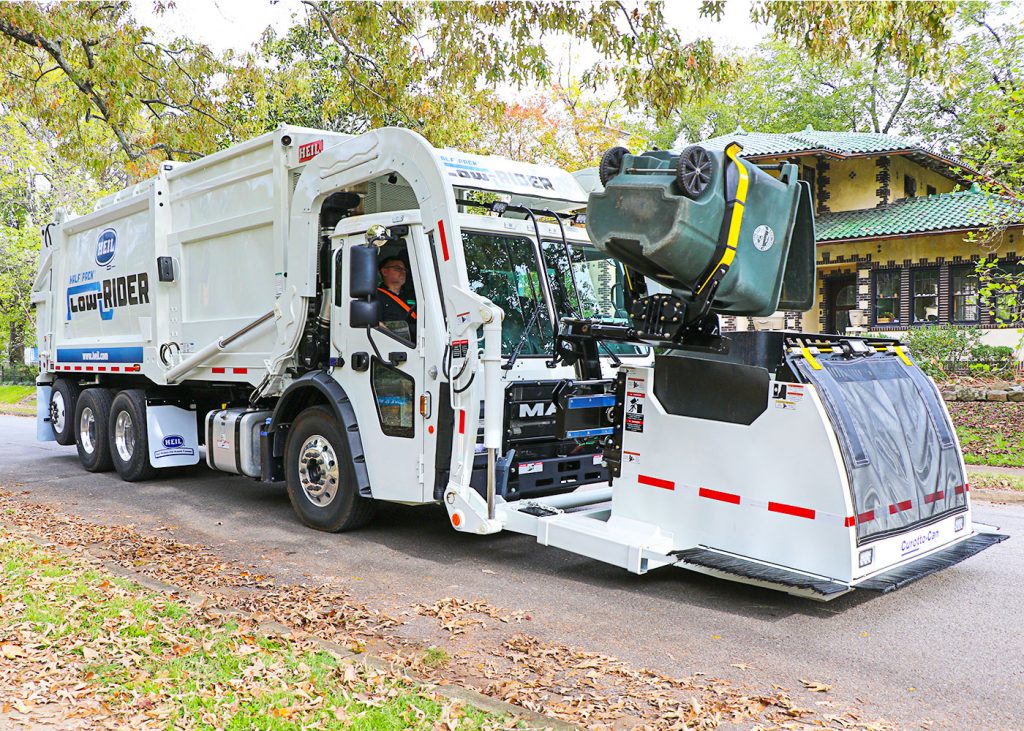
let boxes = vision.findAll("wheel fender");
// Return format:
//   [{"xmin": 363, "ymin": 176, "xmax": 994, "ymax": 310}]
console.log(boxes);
[{"xmin": 271, "ymin": 371, "xmax": 372, "ymax": 498}]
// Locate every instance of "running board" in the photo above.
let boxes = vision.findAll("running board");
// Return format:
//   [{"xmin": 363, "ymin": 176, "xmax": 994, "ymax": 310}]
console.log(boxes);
[
  {"xmin": 673, "ymin": 548, "xmax": 850, "ymax": 597},
  {"xmin": 855, "ymin": 531, "xmax": 1008, "ymax": 593}
]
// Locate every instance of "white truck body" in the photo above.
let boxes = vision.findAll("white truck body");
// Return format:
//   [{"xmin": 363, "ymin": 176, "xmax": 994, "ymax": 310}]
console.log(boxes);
[{"xmin": 32, "ymin": 126, "xmax": 1005, "ymax": 600}]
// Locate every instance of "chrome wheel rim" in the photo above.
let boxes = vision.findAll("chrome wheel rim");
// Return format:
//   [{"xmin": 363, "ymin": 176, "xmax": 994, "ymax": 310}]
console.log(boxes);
[
  {"xmin": 79, "ymin": 406, "xmax": 96, "ymax": 454},
  {"xmin": 115, "ymin": 411, "xmax": 135, "ymax": 462},
  {"xmin": 298, "ymin": 434, "xmax": 339, "ymax": 507},
  {"xmin": 51, "ymin": 391, "xmax": 66, "ymax": 433}
]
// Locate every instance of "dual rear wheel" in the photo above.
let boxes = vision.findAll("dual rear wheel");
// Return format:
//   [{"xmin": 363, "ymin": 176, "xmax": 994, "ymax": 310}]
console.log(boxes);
[{"xmin": 64, "ymin": 384, "xmax": 154, "ymax": 481}]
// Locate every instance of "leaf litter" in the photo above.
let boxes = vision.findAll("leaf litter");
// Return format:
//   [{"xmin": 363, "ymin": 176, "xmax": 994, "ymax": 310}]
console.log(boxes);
[{"xmin": 0, "ymin": 487, "xmax": 895, "ymax": 730}]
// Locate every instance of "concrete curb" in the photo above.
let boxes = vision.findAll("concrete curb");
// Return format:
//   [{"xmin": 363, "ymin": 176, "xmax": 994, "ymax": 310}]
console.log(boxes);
[
  {"xmin": 0, "ymin": 520, "xmax": 576, "ymax": 731},
  {"xmin": 971, "ymin": 488, "xmax": 1024, "ymax": 504}
]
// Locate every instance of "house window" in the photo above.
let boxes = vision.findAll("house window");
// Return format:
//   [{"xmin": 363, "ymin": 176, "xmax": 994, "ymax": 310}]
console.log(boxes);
[
  {"xmin": 904, "ymin": 174, "xmax": 917, "ymax": 197},
  {"xmin": 873, "ymin": 270, "xmax": 901, "ymax": 325},
  {"xmin": 985, "ymin": 262, "xmax": 1024, "ymax": 325},
  {"xmin": 926, "ymin": 184, "xmax": 937, "ymax": 196},
  {"xmin": 912, "ymin": 268, "xmax": 939, "ymax": 323},
  {"xmin": 951, "ymin": 265, "xmax": 980, "ymax": 322},
  {"xmin": 802, "ymin": 165, "xmax": 816, "ymax": 192}
]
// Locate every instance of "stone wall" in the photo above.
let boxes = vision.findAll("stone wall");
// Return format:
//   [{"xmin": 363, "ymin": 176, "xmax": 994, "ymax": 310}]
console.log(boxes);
[{"xmin": 940, "ymin": 383, "xmax": 1024, "ymax": 402}]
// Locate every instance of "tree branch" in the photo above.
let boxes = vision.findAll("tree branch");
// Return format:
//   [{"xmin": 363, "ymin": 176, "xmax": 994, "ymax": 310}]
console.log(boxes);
[{"xmin": 0, "ymin": 16, "xmax": 141, "ymax": 160}]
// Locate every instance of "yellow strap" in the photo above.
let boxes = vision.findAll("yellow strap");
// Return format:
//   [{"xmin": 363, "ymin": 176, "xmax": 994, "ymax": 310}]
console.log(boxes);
[
  {"xmin": 893, "ymin": 346, "xmax": 913, "ymax": 367},
  {"xmin": 801, "ymin": 346, "xmax": 823, "ymax": 370},
  {"xmin": 695, "ymin": 142, "xmax": 749, "ymax": 294}
]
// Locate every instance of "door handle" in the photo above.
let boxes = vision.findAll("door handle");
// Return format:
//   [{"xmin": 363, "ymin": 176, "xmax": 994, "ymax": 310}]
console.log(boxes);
[
  {"xmin": 389, "ymin": 351, "xmax": 408, "ymax": 365},
  {"xmin": 351, "ymin": 352, "xmax": 369, "ymax": 371}
]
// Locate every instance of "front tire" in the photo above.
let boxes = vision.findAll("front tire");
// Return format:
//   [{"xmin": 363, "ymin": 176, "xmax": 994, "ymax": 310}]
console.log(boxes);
[
  {"xmin": 75, "ymin": 389, "xmax": 114, "ymax": 472},
  {"xmin": 108, "ymin": 390, "xmax": 156, "ymax": 482},
  {"xmin": 51, "ymin": 379, "xmax": 80, "ymax": 446},
  {"xmin": 285, "ymin": 406, "xmax": 376, "ymax": 532}
]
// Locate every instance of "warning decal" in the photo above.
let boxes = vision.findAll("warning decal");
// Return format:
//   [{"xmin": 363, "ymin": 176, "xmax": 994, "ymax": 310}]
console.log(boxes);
[
  {"xmin": 623, "ymin": 370, "xmax": 646, "ymax": 433},
  {"xmin": 772, "ymin": 381, "xmax": 803, "ymax": 411},
  {"xmin": 623, "ymin": 450, "xmax": 640, "ymax": 466},
  {"xmin": 451, "ymin": 339, "xmax": 469, "ymax": 359}
]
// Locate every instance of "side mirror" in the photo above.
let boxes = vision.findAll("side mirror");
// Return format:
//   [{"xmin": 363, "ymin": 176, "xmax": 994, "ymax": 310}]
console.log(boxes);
[
  {"xmin": 349, "ymin": 244, "xmax": 380, "ymax": 328},
  {"xmin": 350, "ymin": 245, "xmax": 378, "ymax": 298},
  {"xmin": 350, "ymin": 298, "xmax": 380, "ymax": 328}
]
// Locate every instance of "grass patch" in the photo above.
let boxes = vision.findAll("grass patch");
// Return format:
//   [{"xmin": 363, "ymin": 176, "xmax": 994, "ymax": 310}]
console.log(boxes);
[
  {"xmin": 957, "ymin": 426, "xmax": 1024, "ymax": 468},
  {"xmin": 0, "ymin": 384, "xmax": 35, "ymax": 415},
  {"xmin": 949, "ymin": 402, "xmax": 1024, "ymax": 468},
  {"xmin": 0, "ymin": 384, "xmax": 33, "ymax": 404},
  {"xmin": 0, "ymin": 529, "xmax": 514, "ymax": 729},
  {"xmin": 422, "ymin": 646, "xmax": 451, "ymax": 669},
  {"xmin": 967, "ymin": 469, "xmax": 1024, "ymax": 492}
]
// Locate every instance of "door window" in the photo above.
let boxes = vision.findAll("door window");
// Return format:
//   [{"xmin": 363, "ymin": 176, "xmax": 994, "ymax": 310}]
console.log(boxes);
[
  {"xmin": 375, "ymin": 237, "xmax": 419, "ymax": 344},
  {"xmin": 371, "ymin": 358, "xmax": 415, "ymax": 438}
]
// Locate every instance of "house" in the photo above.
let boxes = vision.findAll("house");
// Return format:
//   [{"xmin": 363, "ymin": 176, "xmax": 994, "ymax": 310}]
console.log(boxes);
[{"xmin": 698, "ymin": 127, "xmax": 1024, "ymax": 348}]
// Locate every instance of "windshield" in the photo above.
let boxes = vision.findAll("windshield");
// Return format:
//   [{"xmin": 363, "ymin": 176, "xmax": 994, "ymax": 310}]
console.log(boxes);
[
  {"xmin": 541, "ymin": 238, "xmax": 646, "ymax": 356},
  {"xmin": 463, "ymin": 231, "xmax": 555, "ymax": 356},
  {"xmin": 463, "ymin": 229, "xmax": 646, "ymax": 357}
]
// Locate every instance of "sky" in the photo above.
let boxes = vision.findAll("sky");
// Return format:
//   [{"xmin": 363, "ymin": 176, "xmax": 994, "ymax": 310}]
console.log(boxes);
[{"xmin": 132, "ymin": 0, "xmax": 768, "ymax": 56}]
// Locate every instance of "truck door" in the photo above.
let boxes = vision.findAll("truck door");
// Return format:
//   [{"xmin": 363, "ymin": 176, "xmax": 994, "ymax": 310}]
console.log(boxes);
[{"xmin": 332, "ymin": 225, "xmax": 428, "ymax": 503}]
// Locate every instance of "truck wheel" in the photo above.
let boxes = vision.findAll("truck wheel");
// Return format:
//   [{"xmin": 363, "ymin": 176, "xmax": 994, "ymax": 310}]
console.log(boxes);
[
  {"xmin": 75, "ymin": 389, "xmax": 114, "ymax": 472},
  {"xmin": 108, "ymin": 390, "xmax": 156, "ymax": 482},
  {"xmin": 285, "ymin": 406, "xmax": 376, "ymax": 532},
  {"xmin": 50, "ymin": 379, "xmax": 80, "ymax": 446}
]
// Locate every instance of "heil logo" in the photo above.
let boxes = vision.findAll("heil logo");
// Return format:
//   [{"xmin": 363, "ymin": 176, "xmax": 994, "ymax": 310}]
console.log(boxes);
[
  {"xmin": 162, "ymin": 434, "xmax": 185, "ymax": 449},
  {"xmin": 96, "ymin": 228, "xmax": 117, "ymax": 269}
]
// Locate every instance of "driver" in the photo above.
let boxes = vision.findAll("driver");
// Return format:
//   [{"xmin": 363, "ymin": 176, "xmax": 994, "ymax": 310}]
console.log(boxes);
[{"xmin": 377, "ymin": 256, "xmax": 417, "ymax": 340}]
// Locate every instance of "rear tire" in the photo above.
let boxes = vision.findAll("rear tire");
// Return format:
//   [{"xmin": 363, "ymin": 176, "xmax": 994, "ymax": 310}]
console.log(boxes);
[
  {"xmin": 75, "ymin": 389, "xmax": 114, "ymax": 472},
  {"xmin": 285, "ymin": 406, "xmax": 376, "ymax": 532},
  {"xmin": 50, "ymin": 379, "xmax": 80, "ymax": 446},
  {"xmin": 108, "ymin": 390, "xmax": 156, "ymax": 482}
]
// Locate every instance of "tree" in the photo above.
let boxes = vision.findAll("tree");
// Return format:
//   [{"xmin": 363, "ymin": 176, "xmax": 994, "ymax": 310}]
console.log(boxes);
[
  {"xmin": 0, "ymin": 2, "xmax": 245, "ymax": 180},
  {"xmin": 652, "ymin": 41, "xmax": 919, "ymax": 147}
]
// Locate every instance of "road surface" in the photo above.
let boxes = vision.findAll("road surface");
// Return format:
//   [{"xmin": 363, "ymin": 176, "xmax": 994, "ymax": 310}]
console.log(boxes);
[{"xmin": 1, "ymin": 414, "xmax": 1021, "ymax": 729}]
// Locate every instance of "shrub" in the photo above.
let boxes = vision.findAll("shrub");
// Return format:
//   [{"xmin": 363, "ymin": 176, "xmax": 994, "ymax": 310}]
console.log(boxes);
[{"xmin": 904, "ymin": 325, "xmax": 982, "ymax": 380}]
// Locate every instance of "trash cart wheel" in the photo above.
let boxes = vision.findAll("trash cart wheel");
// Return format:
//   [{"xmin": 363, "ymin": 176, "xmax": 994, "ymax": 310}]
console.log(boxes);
[
  {"xmin": 599, "ymin": 146, "xmax": 630, "ymax": 186},
  {"xmin": 676, "ymin": 145, "xmax": 713, "ymax": 199}
]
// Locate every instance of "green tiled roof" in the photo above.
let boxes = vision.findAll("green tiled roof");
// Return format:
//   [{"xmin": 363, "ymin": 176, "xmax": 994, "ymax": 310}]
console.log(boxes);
[
  {"xmin": 695, "ymin": 126, "xmax": 977, "ymax": 181},
  {"xmin": 699, "ymin": 127, "xmax": 922, "ymax": 157},
  {"xmin": 815, "ymin": 185, "xmax": 1024, "ymax": 242}
]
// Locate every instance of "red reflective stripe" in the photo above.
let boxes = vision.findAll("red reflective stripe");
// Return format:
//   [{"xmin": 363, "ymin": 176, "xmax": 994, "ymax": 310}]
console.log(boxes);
[
  {"xmin": 97, "ymin": 366, "xmax": 106, "ymax": 372},
  {"xmin": 858, "ymin": 510, "xmax": 876, "ymax": 523},
  {"xmin": 924, "ymin": 490, "xmax": 945, "ymax": 504},
  {"xmin": 889, "ymin": 499, "xmax": 913, "ymax": 514},
  {"xmin": 954, "ymin": 484, "xmax": 965, "ymax": 495},
  {"xmin": 698, "ymin": 487, "xmax": 740, "ymax": 504},
  {"xmin": 74, "ymin": 366, "xmax": 82, "ymax": 371},
  {"xmin": 458, "ymin": 409, "xmax": 466, "ymax": 434},
  {"xmin": 768, "ymin": 501, "xmax": 815, "ymax": 520},
  {"xmin": 110, "ymin": 367, "xmax": 120, "ymax": 372},
  {"xmin": 844, "ymin": 516, "xmax": 856, "ymax": 527},
  {"xmin": 438, "ymin": 220, "xmax": 449, "ymax": 261},
  {"xmin": 965, "ymin": 483, "xmax": 970, "ymax": 492},
  {"xmin": 212, "ymin": 367, "xmax": 226, "ymax": 374},
  {"xmin": 638, "ymin": 474, "xmax": 675, "ymax": 491},
  {"xmin": 232, "ymin": 367, "xmax": 247, "ymax": 374}
]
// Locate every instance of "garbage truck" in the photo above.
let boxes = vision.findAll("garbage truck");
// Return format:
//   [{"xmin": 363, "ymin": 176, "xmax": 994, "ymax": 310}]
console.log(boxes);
[{"xmin": 32, "ymin": 125, "xmax": 1006, "ymax": 599}]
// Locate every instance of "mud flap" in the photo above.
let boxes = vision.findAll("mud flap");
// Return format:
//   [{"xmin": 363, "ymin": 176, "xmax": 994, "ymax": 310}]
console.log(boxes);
[{"xmin": 855, "ymin": 532, "xmax": 1009, "ymax": 593}]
